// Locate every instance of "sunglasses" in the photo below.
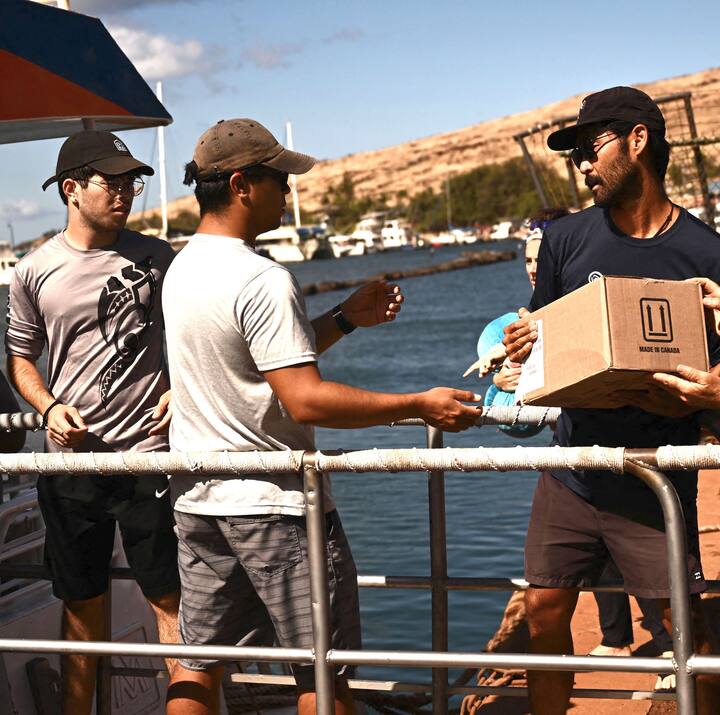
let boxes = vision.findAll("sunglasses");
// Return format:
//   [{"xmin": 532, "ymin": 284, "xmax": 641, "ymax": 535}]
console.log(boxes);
[
  {"xmin": 242, "ymin": 166, "xmax": 290, "ymax": 189},
  {"xmin": 570, "ymin": 132, "xmax": 621, "ymax": 169}
]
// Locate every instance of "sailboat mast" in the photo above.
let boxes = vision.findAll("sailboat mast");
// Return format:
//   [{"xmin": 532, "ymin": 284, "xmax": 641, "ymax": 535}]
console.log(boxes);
[
  {"xmin": 156, "ymin": 81, "xmax": 169, "ymax": 240},
  {"xmin": 285, "ymin": 121, "xmax": 301, "ymax": 229}
]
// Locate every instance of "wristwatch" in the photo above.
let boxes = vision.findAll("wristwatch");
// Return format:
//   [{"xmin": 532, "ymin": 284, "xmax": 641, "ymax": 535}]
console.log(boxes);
[{"xmin": 331, "ymin": 304, "xmax": 356, "ymax": 334}]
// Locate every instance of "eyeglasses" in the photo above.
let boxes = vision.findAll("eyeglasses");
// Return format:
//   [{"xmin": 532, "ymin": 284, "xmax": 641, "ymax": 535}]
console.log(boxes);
[
  {"xmin": 570, "ymin": 132, "xmax": 621, "ymax": 169},
  {"xmin": 86, "ymin": 177, "xmax": 145, "ymax": 197}
]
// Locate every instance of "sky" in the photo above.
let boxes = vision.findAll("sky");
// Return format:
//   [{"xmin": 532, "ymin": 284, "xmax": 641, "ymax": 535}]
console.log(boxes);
[{"xmin": 2, "ymin": 0, "xmax": 720, "ymax": 246}]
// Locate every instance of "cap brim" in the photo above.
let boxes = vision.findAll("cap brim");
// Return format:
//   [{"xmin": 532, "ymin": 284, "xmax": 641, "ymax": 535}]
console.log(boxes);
[
  {"xmin": 547, "ymin": 124, "xmax": 580, "ymax": 151},
  {"xmin": 263, "ymin": 148, "xmax": 315, "ymax": 174}
]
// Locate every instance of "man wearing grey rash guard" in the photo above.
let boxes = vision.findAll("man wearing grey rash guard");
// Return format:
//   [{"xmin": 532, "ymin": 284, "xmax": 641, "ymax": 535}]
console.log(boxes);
[{"xmin": 6, "ymin": 131, "xmax": 181, "ymax": 715}]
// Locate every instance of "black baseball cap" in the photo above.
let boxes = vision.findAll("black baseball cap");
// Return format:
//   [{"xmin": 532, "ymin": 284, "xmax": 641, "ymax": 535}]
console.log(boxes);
[
  {"xmin": 42, "ymin": 130, "xmax": 154, "ymax": 190},
  {"xmin": 547, "ymin": 86, "xmax": 666, "ymax": 151}
]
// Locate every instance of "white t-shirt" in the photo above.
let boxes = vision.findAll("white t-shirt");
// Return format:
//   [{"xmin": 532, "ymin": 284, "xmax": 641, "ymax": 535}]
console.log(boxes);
[{"xmin": 163, "ymin": 233, "xmax": 333, "ymax": 515}]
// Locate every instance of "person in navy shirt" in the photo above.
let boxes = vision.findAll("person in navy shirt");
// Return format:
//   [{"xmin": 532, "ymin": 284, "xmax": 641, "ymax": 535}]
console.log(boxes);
[{"xmin": 504, "ymin": 86, "xmax": 720, "ymax": 715}]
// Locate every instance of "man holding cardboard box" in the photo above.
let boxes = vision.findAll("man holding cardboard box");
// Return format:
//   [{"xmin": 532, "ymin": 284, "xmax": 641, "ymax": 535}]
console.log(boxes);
[{"xmin": 503, "ymin": 86, "xmax": 720, "ymax": 714}]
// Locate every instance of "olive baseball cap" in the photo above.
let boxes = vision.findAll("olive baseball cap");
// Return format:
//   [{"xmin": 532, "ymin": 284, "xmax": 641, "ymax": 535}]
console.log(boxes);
[
  {"xmin": 192, "ymin": 118, "xmax": 315, "ymax": 179},
  {"xmin": 42, "ymin": 130, "xmax": 153, "ymax": 190},
  {"xmin": 547, "ymin": 86, "xmax": 666, "ymax": 151}
]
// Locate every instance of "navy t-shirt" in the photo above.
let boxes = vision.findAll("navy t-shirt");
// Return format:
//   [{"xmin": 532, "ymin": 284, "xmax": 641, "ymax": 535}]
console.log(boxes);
[{"xmin": 529, "ymin": 206, "xmax": 720, "ymax": 504}]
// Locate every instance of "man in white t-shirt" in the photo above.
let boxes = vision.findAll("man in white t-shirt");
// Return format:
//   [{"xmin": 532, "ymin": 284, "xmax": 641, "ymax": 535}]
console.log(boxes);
[{"xmin": 163, "ymin": 118, "xmax": 480, "ymax": 714}]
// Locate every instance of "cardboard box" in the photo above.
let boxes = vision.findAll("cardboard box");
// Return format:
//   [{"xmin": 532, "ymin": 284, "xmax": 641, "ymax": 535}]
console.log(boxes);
[{"xmin": 515, "ymin": 276, "xmax": 709, "ymax": 408}]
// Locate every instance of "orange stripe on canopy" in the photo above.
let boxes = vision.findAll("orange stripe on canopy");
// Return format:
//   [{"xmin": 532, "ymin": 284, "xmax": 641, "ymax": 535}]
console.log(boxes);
[{"xmin": 0, "ymin": 50, "xmax": 130, "ymax": 121}]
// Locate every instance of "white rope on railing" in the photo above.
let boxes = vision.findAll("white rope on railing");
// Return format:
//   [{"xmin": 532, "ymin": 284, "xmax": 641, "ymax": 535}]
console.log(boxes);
[
  {"xmin": 6, "ymin": 444, "xmax": 720, "ymax": 477},
  {"xmin": 0, "ymin": 412, "xmax": 42, "ymax": 431},
  {"xmin": 315, "ymin": 446, "xmax": 625, "ymax": 473},
  {"xmin": 0, "ymin": 446, "xmax": 627, "ymax": 476},
  {"xmin": 0, "ymin": 406, "xmax": 561, "ymax": 434},
  {"xmin": 0, "ymin": 450, "xmax": 304, "ymax": 475},
  {"xmin": 654, "ymin": 444, "xmax": 720, "ymax": 471}
]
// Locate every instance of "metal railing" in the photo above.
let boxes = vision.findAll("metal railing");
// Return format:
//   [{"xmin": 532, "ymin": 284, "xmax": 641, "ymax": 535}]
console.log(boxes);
[{"xmin": 2, "ymin": 408, "xmax": 720, "ymax": 714}]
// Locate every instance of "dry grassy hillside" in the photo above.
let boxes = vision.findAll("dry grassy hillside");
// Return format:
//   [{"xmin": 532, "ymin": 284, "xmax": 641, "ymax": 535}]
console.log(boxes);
[{"xmin": 134, "ymin": 67, "xmax": 720, "ymax": 224}]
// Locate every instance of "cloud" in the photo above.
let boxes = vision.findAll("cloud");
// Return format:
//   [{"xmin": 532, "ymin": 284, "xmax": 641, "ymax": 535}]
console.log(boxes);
[
  {"xmin": 72, "ymin": 0, "xmax": 193, "ymax": 14},
  {"xmin": 243, "ymin": 27, "xmax": 364, "ymax": 70},
  {"xmin": 108, "ymin": 25, "xmax": 209, "ymax": 81},
  {"xmin": 243, "ymin": 43, "xmax": 303, "ymax": 70},
  {"xmin": 0, "ymin": 201, "xmax": 55, "ymax": 223},
  {"xmin": 323, "ymin": 28, "xmax": 364, "ymax": 44}
]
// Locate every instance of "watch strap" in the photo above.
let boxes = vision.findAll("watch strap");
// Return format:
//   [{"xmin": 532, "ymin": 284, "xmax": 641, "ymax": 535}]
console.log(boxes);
[{"xmin": 331, "ymin": 304, "xmax": 356, "ymax": 334}]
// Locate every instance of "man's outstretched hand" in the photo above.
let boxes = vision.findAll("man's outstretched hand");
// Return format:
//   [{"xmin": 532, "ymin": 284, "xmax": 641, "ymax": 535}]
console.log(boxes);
[{"xmin": 342, "ymin": 281, "xmax": 404, "ymax": 327}]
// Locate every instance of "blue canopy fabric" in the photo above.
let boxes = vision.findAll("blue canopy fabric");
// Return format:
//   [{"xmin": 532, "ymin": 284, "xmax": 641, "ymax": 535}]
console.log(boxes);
[{"xmin": 0, "ymin": 0, "xmax": 171, "ymax": 144}]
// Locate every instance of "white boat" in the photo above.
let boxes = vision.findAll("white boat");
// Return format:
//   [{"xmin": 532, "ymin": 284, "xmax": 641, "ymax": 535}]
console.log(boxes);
[
  {"xmin": 0, "ymin": 242, "xmax": 17, "ymax": 285},
  {"xmin": 256, "ymin": 226, "xmax": 320, "ymax": 263},
  {"xmin": 350, "ymin": 213, "xmax": 385, "ymax": 252},
  {"xmin": 327, "ymin": 234, "xmax": 366, "ymax": 258},
  {"xmin": 489, "ymin": 221, "xmax": 514, "ymax": 240},
  {"xmin": 380, "ymin": 219, "xmax": 413, "ymax": 250}
]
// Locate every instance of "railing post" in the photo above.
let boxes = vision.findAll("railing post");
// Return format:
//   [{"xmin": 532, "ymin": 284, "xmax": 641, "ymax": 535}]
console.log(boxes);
[
  {"xmin": 303, "ymin": 453, "xmax": 335, "ymax": 715},
  {"xmin": 624, "ymin": 459, "xmax": 696, "ymax": 715},
  {"xmin": 96, "ymin": 576, "xmax": 112, "ymax": 715},
  {"xmin": 427, "ymin": 425, "xmax": 449, "ymax": 714}
]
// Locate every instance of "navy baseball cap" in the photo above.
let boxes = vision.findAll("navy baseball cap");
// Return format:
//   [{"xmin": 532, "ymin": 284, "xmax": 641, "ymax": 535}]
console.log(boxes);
[
  {"xmin": 43, "ymin": 130, "xmax": 153, "ymax": 190},
  {"xmin": 547, "ymin": 86, "xmax": 666, "ymax": 151}
]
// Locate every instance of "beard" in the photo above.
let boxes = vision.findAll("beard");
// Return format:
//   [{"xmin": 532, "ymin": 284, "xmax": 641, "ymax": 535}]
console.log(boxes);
[{"xmin": 586, "ymin": 146, "xmax": 642, "ymax": 208}]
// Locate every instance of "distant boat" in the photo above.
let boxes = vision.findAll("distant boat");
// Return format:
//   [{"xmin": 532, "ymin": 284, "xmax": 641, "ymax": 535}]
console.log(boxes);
[
  {"xmin": 350, "ymin": 212, "xmax": 385, "ymax": 252},
  {"xmin": 0, "ymin": 242, "xmax": 18, "ymax": 286},
  {"xmin": 256, "ymin": 225, "xmax": 321, "ymax": 263},
  {"xmin": 327, "ymin": 234, "xmax": 366, "ymax": 258},
  {"xmin": 380, "ymin": 219, "xmax": 413, "ymax": 249}
]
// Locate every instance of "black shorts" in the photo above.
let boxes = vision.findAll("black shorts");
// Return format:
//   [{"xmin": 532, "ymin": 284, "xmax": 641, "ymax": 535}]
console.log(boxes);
[
  {"xmin": 525, "ymin": 472, "xmax": 705, "ymax": 599},
  {"xmin": 37, "ymin": 473, "xmax": 180, "ymax": 602}
]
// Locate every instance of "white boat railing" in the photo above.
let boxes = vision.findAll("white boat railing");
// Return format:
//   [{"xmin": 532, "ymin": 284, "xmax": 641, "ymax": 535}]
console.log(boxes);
[{"xmin": 1, "ymin": 411, "xmax": 719, "ymax": 714}]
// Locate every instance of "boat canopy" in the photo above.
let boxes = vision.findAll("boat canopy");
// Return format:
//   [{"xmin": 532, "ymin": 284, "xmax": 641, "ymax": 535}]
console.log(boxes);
[{"xmin": 0, "ymin": 0, "xmax": 172, "ymax": 144}]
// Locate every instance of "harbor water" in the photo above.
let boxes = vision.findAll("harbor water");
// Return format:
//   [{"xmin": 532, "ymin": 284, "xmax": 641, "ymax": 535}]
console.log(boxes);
[{"xmin": 5, "ymin": 242, "xmax": 548, "ymax": 684}]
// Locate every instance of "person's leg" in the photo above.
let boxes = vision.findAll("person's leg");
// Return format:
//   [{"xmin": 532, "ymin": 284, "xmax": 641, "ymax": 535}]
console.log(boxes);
[
  {"xmin": 36, "ymin": 475, "xmax": 116, "ymax": 715},
  {"xmin": 604, "ymin": 494, "xmax": 720, "ymax": 709},
  {"xmin": 525, "ymin": 586, "xmax": 579, "ymax": 715},
  {"xmin": 61, "ymin": 594, "xmax": 107, "ymax": 715},
  {"xmin": 169, "ymin": 511, "xmax": 274, "ymax": 713},
  {"xmin": 146, "ymin": 590, "xmax": 181, "ymax": 679},
  {"xmin": 240, "ymin": 511, "xmax": 362, "ymax": 715},
  {"xmin": 298, "ymin": 678, "xmax": 356, "ymax": 714},
  {"xmin": 114, "ymin": 476, "xmax": 182, "ymax": 681},
  {"xmin": 166, "ymin": 665, "xmax": 224, "ymax": 715},
  {"xmin": 636, "ymin": 596, "xmax": 673, "ymax": 653},
  {"xmin": 591, "ymin": 559, "xmax": 633, "ymax": 656}
]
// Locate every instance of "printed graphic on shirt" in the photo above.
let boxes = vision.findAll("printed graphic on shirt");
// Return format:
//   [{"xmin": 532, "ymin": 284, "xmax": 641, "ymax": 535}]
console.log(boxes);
[{"xmin": 97, "ymin": 257, "xmax": 155, "ymax": 404}]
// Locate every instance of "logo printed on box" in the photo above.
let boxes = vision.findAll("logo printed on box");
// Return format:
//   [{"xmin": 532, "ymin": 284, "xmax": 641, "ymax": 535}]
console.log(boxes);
[{"xmin": 640, "ymin": 298, "xmax": 673, "ymax": 343}]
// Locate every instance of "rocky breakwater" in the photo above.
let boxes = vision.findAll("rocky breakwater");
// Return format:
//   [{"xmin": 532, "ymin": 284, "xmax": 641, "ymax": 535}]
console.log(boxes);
[{"xmin": 301, "ymin": 249, "xmax": 516, "ymax": 296}]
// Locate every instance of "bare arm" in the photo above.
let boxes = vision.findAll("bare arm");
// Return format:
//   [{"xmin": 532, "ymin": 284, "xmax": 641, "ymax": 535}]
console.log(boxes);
[
  {"xmin": 312, "ymin": 281, "xmax": 403, "ymax": 354},
  {"xmin": 7, "ymin": 355, "xmax": 87, "ymax": 447},
  {"xmin": 263, "ymin": 363, "xmax": 480, "ymax": 432}
]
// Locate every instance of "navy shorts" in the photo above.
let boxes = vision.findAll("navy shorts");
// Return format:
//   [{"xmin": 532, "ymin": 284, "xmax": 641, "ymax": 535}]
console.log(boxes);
[{"xmin": 37, "ymin": 473, "xmax": 180, "ymax": 602}]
